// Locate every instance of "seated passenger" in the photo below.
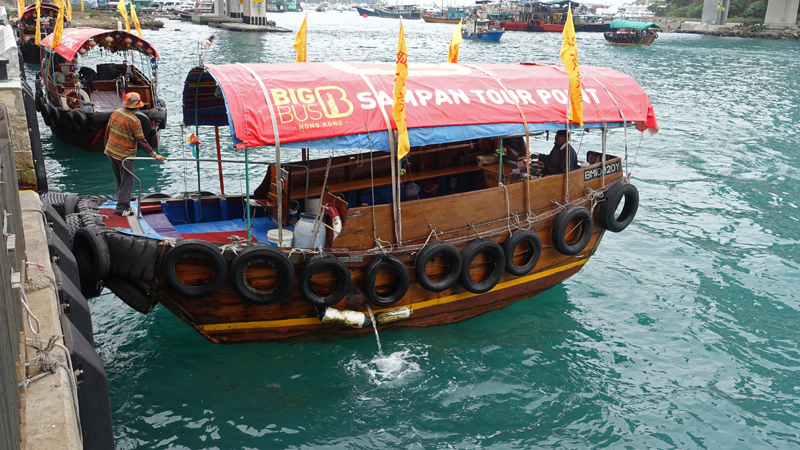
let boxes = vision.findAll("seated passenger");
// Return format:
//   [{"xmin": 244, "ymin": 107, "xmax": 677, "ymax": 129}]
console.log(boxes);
[
  {"xmin": 537, "ymin": 130, "xmax": 578, "ymax": 176},
  {"xmin": 78, "ymin": 66, "xmax": 98, "ymax": 92}
]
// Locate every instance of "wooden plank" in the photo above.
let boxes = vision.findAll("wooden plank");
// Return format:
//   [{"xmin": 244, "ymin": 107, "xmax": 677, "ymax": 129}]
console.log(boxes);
[{"xmin": 127, "ymin": 215, "xmax": 144, "ymax": 234}]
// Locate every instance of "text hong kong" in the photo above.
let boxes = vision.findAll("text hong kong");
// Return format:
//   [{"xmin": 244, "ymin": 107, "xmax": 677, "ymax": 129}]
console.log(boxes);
[{"xmin": 269, "ymin": 86, "xmax": 604, "ymax": 126}]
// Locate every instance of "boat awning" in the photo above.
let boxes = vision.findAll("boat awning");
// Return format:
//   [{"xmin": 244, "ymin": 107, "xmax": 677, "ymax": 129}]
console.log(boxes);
[
  {"xmin": 21, "ymin": 4, "xmax": 61, "ymax": 20},
  {"xmin": 610, "ymin": 19, "xmax": 661, "ymax": 30},
  {"xmin": 183, "ymin": 62, "xmax": 658, "ymax": 151},
  {"xmin": 40, "ymin": 28, "xmax": 160, "ymax": 61}
]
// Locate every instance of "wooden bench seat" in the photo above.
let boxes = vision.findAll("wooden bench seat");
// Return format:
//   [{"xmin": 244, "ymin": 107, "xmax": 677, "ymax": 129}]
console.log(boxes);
[{"xmin": 289, "ymin": 164, "xmax": 483, "ymax": 200}]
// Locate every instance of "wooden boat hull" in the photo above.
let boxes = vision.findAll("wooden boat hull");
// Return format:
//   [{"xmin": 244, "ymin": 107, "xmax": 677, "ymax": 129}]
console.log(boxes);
[
  {"xmin": 604, "ymin": 32, "xmax": 658, "ymax": 45},
  {"xmin": 82, "ymin": 153, "xmax": 633, "ymax": 344},
  {"xmin": 421, "ymin": 13, "xmax": 462, "ymax": 24}
]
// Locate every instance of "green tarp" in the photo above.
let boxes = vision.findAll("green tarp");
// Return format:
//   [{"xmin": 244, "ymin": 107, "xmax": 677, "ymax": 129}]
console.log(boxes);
[{"xmin": 609, "ymin": 19, "xmax": 661, "ymax": 30}]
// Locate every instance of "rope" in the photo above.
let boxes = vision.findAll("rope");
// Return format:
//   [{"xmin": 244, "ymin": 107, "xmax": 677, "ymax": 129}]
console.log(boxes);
[
  {"xmin": 625, "ymin": 133, "xmax": 645, "ymax": 181},
  {"xmin": 585, "ymin": 186, "xmax": 605, "ymax": 215}
]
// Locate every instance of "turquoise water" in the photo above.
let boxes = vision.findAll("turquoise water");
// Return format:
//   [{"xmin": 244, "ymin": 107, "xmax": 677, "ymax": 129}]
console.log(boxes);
[{"xmin": 29, "ymin": 13, "xmax": 800, "ymax": 449}]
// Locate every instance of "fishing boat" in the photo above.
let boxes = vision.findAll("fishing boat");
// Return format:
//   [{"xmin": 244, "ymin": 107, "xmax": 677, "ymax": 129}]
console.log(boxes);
[
  {"xmin": 527, "ymin": 0, "xmax": 570, "ymax": 32},
  {"xmin": 462, "ymin": 17, "xmax": 505, "ymax": 40},
  {"xmin": 420, "ymin": 7, "xmax": 469, "ymax": 23},
  {"xmin": 375, "ymin": 4, "xmax": 421, "ymax": 19},
  {"xmin": 604, "ymin": 19, "xmax": 660, "ymax": 46},
  {"xmin": 34, "ymin": 28, "xmax": 166, "ymax": 153},
  {"xmin": 355, "ymin": 5, "xmax": 379, "ymax": 16},
  {"xmin": 16, "ymin": 3, "xmax": 68, "ymax": 64},
  {"xmin": 67, "ymin": 61, "xmax": 657, "ymax": 344}
]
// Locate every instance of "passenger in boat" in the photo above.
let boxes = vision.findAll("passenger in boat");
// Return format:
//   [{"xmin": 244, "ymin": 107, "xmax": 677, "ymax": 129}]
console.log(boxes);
[
  {"xmin": 104, "ymin": 93, "xmax": 166, "ymax": 216},
  {"xmin": 78, "ymin": 66, "xmax": 98, "ymax": 93},
  {"xmin": 537, "ymin": 130, "xmax": 578, "ymax": 176}
]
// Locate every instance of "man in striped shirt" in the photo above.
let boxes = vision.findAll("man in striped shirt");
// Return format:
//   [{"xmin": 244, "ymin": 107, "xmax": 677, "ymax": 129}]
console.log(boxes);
[{"xmin": 105, "ymin": 92, "xmax": 166, "ymax": 216}]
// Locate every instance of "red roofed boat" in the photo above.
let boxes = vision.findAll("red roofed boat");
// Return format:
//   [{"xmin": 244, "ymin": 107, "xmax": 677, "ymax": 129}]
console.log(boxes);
[
  {"xmin": 34, "ymin": 28, "xmax": 166, "ymax": 153},
  {"xmin": 68, "ymin": 61, "xmax": 657, "ymax": 344},
  {"xmin": 16, "ymin": 3, "xmax": 68, "ymax": 63}
]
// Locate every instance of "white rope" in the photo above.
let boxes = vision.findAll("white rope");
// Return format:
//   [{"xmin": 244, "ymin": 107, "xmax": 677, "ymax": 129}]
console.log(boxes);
[
  {"xmin": 220, "ymin": 235, "xmax": 246, "ymax": 254},
  {"xmin": 625, "ymin": 133, "xmax": 645, "ymax": 181},
  {"xmin": 14, "ymin": 280, "xmax": 40, "ymax": 335},
  {"xmin": 586, "ymin": 186, "xmax": 605, "ymax": 215}
]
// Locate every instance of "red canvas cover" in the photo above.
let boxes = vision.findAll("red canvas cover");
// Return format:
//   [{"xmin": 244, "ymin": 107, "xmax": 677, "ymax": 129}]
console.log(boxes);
[
  {"xmin": 203, "ymin": 61, "xmax": 658, "ymax": 150},
  {"xmin": 22, "ymin": 3, "xmax": 61, "ymax": 20},
  {"xmin": 40, "ymin": 28, "xmax": 160, "ymax": 61}
]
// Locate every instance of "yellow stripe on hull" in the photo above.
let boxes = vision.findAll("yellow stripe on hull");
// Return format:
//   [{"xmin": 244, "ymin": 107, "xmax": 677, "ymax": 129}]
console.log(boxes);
[{"xmin": 198, "ymin": 258, "xmax": 589, "ymax": 332}]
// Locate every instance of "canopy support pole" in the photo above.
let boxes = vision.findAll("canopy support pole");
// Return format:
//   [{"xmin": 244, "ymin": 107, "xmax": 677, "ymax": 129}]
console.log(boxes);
[
  {"xmin": 238, "ymin": 63, "xmax": 283, "ymax": 246},
  {"xmin": 215, "ymin": 126, "xmax": 225, "ymax": 195},
  {"xmin": 194, "ymin": 70, "xmax": 203, "ymax": 220},
  {"xmin": 601, "ymin": 127, "xmax": 607, "ymax": 186},
  {"xmin": 341, "ymin": 62, "xmax": 401, "ymax": 244},
  {"xmin": 464, "ymin": 63, "xmax": 532, "ymax": 215},
  {"xmin": 245, "ymin": 148, "xmax": 251, "ymax": 244}
]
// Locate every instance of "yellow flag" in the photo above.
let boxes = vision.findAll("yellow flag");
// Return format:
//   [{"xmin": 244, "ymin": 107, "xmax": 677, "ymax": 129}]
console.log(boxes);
[
  {"xmin": 130, "ymin": 1, "xmax": 142, "ymax": 37},
  {"xmin": 65, "ymin": 0, "xmax": 72, "ymax": 22},
  {"xmin": 293, "ymin": 16, "xmax": 307, "ymax": 62},
  {"xmin": 34, "ymin": 0, "xmax": 40, "ymax": 46},
  {"xmin": 559, "ymin": 8, "xmax": 583, "ymax": 127},
  {"xmin": 118, "ymin": 0, "xmax": 130, "ymax": 33},
  {"xmin": 81, "ymin": 0, "xmax": 83, "ymax": 12},
  {"xmin": 51, "ymin": 0, "xmax": 65, "ymax": 48},
  {"xmin": 447, "ymin": 19, "xmax": 462, "ymax": 63},
  {"xmin": 18, "ymin": 0, "xmax": 25, "ymax": 21},
  {"xmin": 392, "ymin": 21, "xmax": 410, "ymax": 161}
]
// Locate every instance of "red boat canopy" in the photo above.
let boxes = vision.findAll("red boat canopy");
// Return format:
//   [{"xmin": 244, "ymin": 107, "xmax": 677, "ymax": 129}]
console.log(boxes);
[
  {"xmin": 21, "ymin": 3, "xmax": 61, "ymax": 21},
  {"xmin": 40, "ymin": 28, "xmax": 160, "ymax": 61},
  {"xmin": 184, "ymin": 62, "xmax": 658, "ymax": 150}
]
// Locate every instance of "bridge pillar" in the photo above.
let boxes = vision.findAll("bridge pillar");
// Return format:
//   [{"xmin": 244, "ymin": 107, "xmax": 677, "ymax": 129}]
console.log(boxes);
[
  {"xmin": 228, "ymin": 0, "xmax": 243, "ymax": 18},
  {"xmin": 243, "ymin": 0, "xmax": 269, "ymax": 26},
  {"xmin": 765, "ymin": 0, "xmax": 799, "ymax": 27},
  {"xmin": 701, "ymin": 0, "xmax": 731, "ymax": 25}
]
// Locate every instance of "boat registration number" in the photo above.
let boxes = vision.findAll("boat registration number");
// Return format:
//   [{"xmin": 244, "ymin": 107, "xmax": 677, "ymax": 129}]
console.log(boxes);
[{"xmin": 583, "ymin": 161, "xmax": 621, "ymax": 181}]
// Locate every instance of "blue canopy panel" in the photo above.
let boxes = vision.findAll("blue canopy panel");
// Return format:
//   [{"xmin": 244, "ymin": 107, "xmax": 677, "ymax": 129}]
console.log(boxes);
[{"xmin": 184, "ymin": 66, "xmax": 628, "ymax": 152}]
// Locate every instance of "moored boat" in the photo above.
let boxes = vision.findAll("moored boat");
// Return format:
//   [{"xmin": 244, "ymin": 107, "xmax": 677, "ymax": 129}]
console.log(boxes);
[
  {"xmin": 35, "ymin": 28, "xmax": 166, "ymax": 153},
  {"xmin": 16, "ymin": 3, "xmax": 68, "ymax": 64},
  {"xmin": 604, "ymin": 19, "xmax": 660, "ymax": 45},
  {"xmin": 420, "ymin": 7, "xmax": 469, "ymax": 23},
  {"xmin": 355, "ymin": 5, "xmax": 379, "ymax": 16},
  {"xmin": 375, "ymin": 4, "xmax": 421, "ymax": 19},
  {"xmin": 68, "ymin": 61, "xmax": 657, "ymax": 344},
  {"xmin": 462, "ymin": 17, "xmax": 505, "ymax": 40}
]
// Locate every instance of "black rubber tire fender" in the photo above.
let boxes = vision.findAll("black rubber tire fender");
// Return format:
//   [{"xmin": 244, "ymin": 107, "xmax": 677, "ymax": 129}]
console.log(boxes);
[
  {"xmin": 551, "ymin": 205, "xmax": 593, "ymax": 256},
  {"xmin": 106, "ymin": 233, "xmax": 159, "ymax": 281},
  {"xmin": 104, "ymin": 276, "xmax": 158, "ymax": 314},
  {"xmin": 414, "ymin": 241, "xmax": 462, "ymax": 292},
  {"xmin": 298, "ymin": 253, "xmax": 350, "ymax": 307},
  {"xmin": 363, "ymin": 255, "xmax": 410, "ymax": 307},
  {"xmin": 142, "ymin": 192, "xmax": 171, "ymax": 200},
  {"xmin": 41, "ymin": 192, "xmax": 66, "ymax": 217},
  {"xmin": 64, "ymin": 193, "xmax": 79, "ymax": 217},
  {"xmin": 70, "ymin": 110, "xmax": 88, "ymax": 131},
  {"xmin": 503, "ymin": 230, "xmax": 542, "ymax": 276},
  {"xmin": 65, "ymin": 214, "xmax": 81, "ymax": 247},
  {"xmin": 460, "ymin": 239, "xmax": 506, "ymax": 294},
  {"xmin": 35, "ymin": 93, "xmax": 44, "ymax": 112},
  {"xmin": 72, "ymin": 227, "xmax": 110, "ymax": 283},
  {"xmin": 598, "ymin": 182, "xmax": 639, "ymax": 233},
  {"xmin": 229, "ymin": 246, "xmax": 295, "ymax": 305},
  {"xmin": 161, "ymin": 240, "xmax": 227, "ymax": 299},
  {"xmin": 42, "ymin": 102, "xmax": 53, "ymax": 127},
  {"xmin": 135, "ymin": 111, "xmax": 154, "ymax": 141}
]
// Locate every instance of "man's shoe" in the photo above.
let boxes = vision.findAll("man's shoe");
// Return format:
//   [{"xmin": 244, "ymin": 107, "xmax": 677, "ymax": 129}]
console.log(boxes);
[{"xmin": 122, "ymin": 209, "xmax": 135, "ymax": 216}]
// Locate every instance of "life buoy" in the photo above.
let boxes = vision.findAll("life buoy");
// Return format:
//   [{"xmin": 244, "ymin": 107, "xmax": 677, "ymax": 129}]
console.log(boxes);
[
  {"xmin": 59, "ymin": 87, "xmax": 90, "ymax": 110},
  {"xmin": 414, "ymin": 241, "xmax": 462, "ymax": 292},
  {"xmin": 551, "ymin": 205, "xmax": 593, "ymax": 256},
  {"xmin": 503, "ymin": 230, "xmax": 542, "ymax": 276},
  {"xmin": 104, "ymin": 276, "xmax": 158, "ymax": 314},
  {"xmin": 460, "ymin": 239, "xmax": 505, "ymax": 294},
  {"xmin": 229, "ymin": 246, "xmax": 295, "ymax": 305},
  {"xmin": 324, "ymin": 203, "xmax": 343, "ymax": 238},
  {"xmin": 299, "ymin": 253, "xmax": 351, "ymax": 307},
  {"xmin": 363, "ymin": 255, "xmax": 410, "ymax": 307},
  {"xmin": 598, "ymin": 182, "xmax": 639, "ymax": 233},
  {"xmin": 161, "ymin": 240, "xmax": 227, "ymax": 299},
  {"xmin": 72, "ymin": 227, "xmax": 110, "ymax": 284}
]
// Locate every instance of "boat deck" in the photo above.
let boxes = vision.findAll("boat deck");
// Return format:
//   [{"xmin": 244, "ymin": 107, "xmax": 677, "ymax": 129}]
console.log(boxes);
[{"xmin": 89, "ymin": 90, "xmax": 122, "ymax": 113}]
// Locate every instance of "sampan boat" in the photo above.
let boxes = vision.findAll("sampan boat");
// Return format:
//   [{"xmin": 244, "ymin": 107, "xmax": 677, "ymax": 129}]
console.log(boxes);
[
  {"xmin": 604, "ymin": 19, "xmax": 660, "ymax": 46},
  {"xmin": 35, "ymin": 28, "xmax": 166, "ymax": 153},
  {"xmin": 16, "ymin": 2, "xmax": 68, "ymax": 64},
  {"xmin": 67, "ymin": 61, "xmax": 657, "ymax": 344}
]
